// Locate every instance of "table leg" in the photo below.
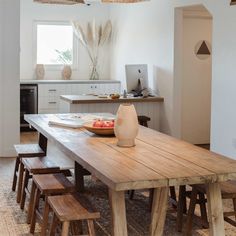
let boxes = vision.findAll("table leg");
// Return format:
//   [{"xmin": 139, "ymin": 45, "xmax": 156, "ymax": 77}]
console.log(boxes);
[
  {"xmin": 150, "ymin": 187, "xmax": 168, "ymax": 236},
  {"xmin": 206, "ymin": 182, "xmax": 225, "ymax": 236},
  {"xmin": 74, "ymin": 161, "xmax": 85, "ymax": 192},
  {"xmin": 109, "ymin": 189, "xmax": 128, "ymax": 236}
]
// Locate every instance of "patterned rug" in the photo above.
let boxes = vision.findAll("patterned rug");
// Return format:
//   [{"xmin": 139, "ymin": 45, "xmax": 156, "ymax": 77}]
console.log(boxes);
[{"xmin": 1, "ymin": 176, "xmax": 236, "ymax": 236}]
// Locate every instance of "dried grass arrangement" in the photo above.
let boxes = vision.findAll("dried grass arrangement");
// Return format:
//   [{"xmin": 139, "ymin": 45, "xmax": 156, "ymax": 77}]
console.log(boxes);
[{"xmin": 72, "ymin": 20, "xmax": 112, "ymax": 80}]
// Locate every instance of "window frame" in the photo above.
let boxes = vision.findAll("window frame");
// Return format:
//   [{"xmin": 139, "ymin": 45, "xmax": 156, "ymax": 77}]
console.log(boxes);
[{"xmin": 33, "ymin": 20, "xmax": 78, "ymax": 71}]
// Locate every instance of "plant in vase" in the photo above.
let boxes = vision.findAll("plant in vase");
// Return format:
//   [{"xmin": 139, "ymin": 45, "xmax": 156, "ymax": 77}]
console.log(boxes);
[{"xmin": 72, "ymin": 19, "xmax": 112, "ymax": 80}]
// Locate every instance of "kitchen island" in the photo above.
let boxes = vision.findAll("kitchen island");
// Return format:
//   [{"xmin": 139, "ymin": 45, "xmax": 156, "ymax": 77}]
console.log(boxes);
[{"xmin": 60, "ymin": 95, "xmax": 164, "ymax": 130}]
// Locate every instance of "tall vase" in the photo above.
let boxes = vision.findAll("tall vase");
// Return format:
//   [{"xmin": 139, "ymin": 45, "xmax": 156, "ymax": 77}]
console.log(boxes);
[
  {"xmin": 89, "ymin": 61, "xmax": 99, "ymax": 80},
  {"xmin": 35, "ymin": 64, "xmax": 45, "ymax": 80},
  {"xmin": 114, "ymin": 104, "xmax": 139, "ymax": 147},
  {"xmin": 62, "ymin": 65, "xmax": 72, "ymax": 80}
]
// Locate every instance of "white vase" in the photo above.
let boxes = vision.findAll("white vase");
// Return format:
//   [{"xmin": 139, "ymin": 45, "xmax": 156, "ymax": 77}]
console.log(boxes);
[
  {"xmin": 35, "ymin": 64, "xmax": 45, "ymax": 80},
  {"xmin": 114, "ymin": 104, "xmax": 139, "ymax": 147},
  {"xmin": 62, "ymin": 65, "xmax": 72, "ymax": 80}
]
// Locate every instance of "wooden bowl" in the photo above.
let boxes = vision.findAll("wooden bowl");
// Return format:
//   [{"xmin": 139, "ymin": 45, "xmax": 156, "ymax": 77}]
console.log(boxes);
[
  {"xmin": 110, "ymin": 94, "xmax": 120, "ymax": 99},
  {"xmin": 83, "ymin": 122, "xmax": 114, "ymax": 136}
]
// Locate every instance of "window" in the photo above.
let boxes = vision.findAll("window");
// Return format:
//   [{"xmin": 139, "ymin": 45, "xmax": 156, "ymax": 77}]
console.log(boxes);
[{"xmin": 35, "ymin": 22, "xmax": 77, "ymax": 68}]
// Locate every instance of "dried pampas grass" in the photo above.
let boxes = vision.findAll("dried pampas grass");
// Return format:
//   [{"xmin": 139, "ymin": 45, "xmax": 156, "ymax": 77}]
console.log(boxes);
[{"xmin": 72, "ymin": 19, "xmax": 112, "ymax": 80}]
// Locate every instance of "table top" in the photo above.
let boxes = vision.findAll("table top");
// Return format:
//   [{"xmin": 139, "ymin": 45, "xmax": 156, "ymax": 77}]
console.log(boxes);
[
  {"xmin": 60, "ymin": 95, "xmax": 164, "ymax": 104},
  {"xmin": 25, "ymin": 114, "xmax": 236, "ymax": 191}
]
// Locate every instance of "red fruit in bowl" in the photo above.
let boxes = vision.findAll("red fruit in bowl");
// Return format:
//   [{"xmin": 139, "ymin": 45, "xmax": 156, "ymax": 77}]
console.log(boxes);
[{"xmin": 93, "ymin": 120, "xmax": 104, "ymax": 128}]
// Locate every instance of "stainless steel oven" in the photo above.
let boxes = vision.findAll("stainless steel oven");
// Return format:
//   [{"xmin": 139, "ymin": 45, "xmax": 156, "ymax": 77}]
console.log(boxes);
[{"xmin": 20, "ymin": 84, "xmax": 38, "ymax": 131}]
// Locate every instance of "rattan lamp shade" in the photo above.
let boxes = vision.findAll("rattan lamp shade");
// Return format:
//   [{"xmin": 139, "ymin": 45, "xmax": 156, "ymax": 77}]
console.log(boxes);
[{"xmin": 34, "ymin": 0, "xmax": 148, "ymax": 4}]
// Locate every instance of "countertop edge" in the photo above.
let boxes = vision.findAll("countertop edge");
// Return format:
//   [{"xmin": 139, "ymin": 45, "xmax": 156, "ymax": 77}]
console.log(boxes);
[
  {"xmin": 60, "ymin": 95, "xmax": 164, "ymax": 104},
  {"xmin": 20, "ymin": 80, "xmax": 121, "ymax": 84}
]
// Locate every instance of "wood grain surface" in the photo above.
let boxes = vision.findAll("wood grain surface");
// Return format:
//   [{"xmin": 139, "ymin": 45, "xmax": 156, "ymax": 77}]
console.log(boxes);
[
  {"xmin": 25, "ymin": 114, "xmax": 236, "ymax": 191},
  {"xmin": 25, "ymin": 113, "xmax": 235, "ymax": 236}
]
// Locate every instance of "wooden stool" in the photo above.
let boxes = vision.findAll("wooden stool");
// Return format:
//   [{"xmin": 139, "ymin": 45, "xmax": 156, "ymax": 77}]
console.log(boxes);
[
  {"xmin": 20, "ymin": 156, "xmax": 61, "ymax": 211},
  {"xmin": 179, "ymin": 181, "xmax": 236, "ymax": 235},
  {"xmin": 176, "ymin": 185, "xmax": 208, "ymax": 233},
  {"xmin": 48, "ymin": 193, "xmax": 100, "ymax": 236},
  {"xmin": 29, "ymin": 173, "xmax": 75, "ymax": 235},
  {"xmin": 137, "ymin": 115, "xmax": 151, "ymax": 127},
  {"xmin": 13, "ymin": 144, "xmax": 45, "ymax": 203}
]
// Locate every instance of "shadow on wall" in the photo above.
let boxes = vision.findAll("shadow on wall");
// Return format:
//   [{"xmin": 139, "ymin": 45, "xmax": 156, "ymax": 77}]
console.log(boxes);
[{"xmin": 153, "ymin": 65, "xmax": 172, "ymax": 135}]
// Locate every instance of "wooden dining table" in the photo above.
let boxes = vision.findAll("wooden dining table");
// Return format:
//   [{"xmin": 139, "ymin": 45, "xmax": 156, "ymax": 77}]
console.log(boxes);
[{"xmin": 25, "ymin": 113, "xmax": 236, "ymax": 236}]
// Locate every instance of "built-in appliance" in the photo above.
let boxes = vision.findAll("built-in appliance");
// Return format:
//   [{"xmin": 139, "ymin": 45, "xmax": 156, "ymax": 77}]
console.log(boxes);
[{"xmin": 20, "ymin": 84, "xmax": 38, "ymax": 131}]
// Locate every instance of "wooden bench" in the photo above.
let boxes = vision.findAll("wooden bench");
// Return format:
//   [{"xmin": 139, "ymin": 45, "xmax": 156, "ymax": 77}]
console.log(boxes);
[
  {"xmin": 29, "ymin": 173, "xmax": 75, "ymax": 236},
  {"xmin": 48, "ymin": 194, "xmax": 100, "ymax": 236},
  {"xmin": 13, "ymin": 144, "xmax": 46, "ymax": 203}
]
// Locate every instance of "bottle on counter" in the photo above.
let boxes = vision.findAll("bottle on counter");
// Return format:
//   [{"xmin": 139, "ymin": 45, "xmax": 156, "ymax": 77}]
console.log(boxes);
[{"xmin": 123, "ymin": 89, "xmax": 127, "ymax": 98}]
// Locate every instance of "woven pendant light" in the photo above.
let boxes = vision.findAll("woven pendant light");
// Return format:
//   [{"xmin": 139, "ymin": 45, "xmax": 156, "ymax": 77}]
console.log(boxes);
[
  {"xmin": 34, "ymin": 0, "xmax": 84, "ymax": 4},
  {"xmin": 231, "ymin": 0, "xmax": 236, "ymax": 5},
  {"xmin": 34, "ymin": 0, "xmax": 148, "ymax": 4}
]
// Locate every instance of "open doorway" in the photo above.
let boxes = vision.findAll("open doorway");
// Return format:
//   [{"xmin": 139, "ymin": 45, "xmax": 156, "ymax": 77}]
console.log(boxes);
[{"xmin": 173, "ymin": 5, "xmax": 213, "ymax": 147}]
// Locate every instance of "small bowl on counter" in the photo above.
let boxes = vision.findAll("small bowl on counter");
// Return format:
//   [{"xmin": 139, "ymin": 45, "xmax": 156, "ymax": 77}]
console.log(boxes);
[{"xmin": 109, "ymin": 94, "xmax": 120, "ymax": 99}]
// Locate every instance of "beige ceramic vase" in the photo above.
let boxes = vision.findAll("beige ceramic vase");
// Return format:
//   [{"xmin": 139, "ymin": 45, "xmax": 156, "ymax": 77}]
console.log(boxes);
[
  {"xmin": 114, "ymin": 104, "xmax": 139, "ymax": 147},
  {"xmin": 35, "ymin": 64, "xmax": 45, "ymax": 80},
  {"xmin": 62, "ymin": 65, "xmax": 72, "ymax": 80}
]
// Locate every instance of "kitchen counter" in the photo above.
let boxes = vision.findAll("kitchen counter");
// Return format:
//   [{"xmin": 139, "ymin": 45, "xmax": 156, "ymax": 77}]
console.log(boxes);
[
  {"xmin": 60, "ymin": 95, "xmax": 164, "ymax": 104},
  {"xmin": 60, "ymin": 95, "xmax": 164, "ymax": 130},
  {"xmin": 20, "ymin": 80, "xmax": 120, "ymax": 84}
]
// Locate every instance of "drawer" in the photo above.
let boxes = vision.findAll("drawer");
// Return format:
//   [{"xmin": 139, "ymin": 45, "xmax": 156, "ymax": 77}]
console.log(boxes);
[
  {"xmin": 38, "ymin": 96, "xmax": 58, "ymax": 110},
  {"xmin": 38, "ymin": 84, "xmax": 67, "ymax": 97}
]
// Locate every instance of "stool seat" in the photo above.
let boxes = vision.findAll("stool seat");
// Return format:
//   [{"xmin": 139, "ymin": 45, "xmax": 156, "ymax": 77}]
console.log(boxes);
[
  {"xmin": 137, "ymin": 115, "xmax": 151, "ymax": 127},
  {"xmin": 12, "ymin": 144, "xmax": 46, "ymax": 195},
  {"xmin": 33, "ymin": 173, "xmax": 75, "ymax": 195},
  {"xmin": 20, "ymin": 157, "xmax": 61, "ymax": 211},
  {"xmin": 48, "ymin": 194, "xmax": 100, "ymax": 236},
  {"xmin": 22, "ymin": 157, "xmax": 60, "ymax": 174},
  {"xmin": 14, "ymin": 144, "xmax": 45, "ymax": 158},
  {"xmin": 29, "ymin": 173, "xmax": 75, "ymax": 235},
  {"xmin": 193, "ymin": 181, "xmax": 236, "ymax": 198},
  {"xmin": 48, "ymin": 194, "xmax": 100, "ymax": 222}
]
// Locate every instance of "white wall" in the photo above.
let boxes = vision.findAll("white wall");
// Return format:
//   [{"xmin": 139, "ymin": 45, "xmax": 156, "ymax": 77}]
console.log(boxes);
[
  {"xmin": 20, "ymin": 0, "xmax": 111, "ymax": 80},
  {"xmin": 0, "ymin": 0, "xmax": 20, "ymax": 157},
  {"xmin": 110, "ymin": 0, "xmax": 236, "ymax": 159},
  {"xmin": 181, "ymin": 15, "xmax": 212, "ymax": 144}
]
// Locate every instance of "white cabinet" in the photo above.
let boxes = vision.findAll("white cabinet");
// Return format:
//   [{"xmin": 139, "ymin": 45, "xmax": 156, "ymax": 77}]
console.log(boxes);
[{"xmin": 38, "ymin": 81, "xmax": 120, "ymax": 114}]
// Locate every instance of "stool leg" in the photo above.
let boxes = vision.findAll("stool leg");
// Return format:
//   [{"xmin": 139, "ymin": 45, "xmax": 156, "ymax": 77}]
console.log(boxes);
[
  {"xmin": 149, "ymin": 188, "xmax": 154, "ymax": 211},
  {"xmin": 185, "ymin": 187, "xmax": 198, "ymax": 236},
  {"xmin": 71, "ymin": 221, "xmax": 83, "ymax": 235},
  {"xmin": 129, "ymin": 190, "xmax": 135, "ymax": 200},
  {"xmin": 20, "ymin": 169, "xmax": 30, "ymax": 210},
  {"xmin": 176, "ymin": 185, "xmax": 187, "ymax": 232},
  {"xmin": 170, "ymin": 186, "xmax": 177, "ymax": 208},
  {"xmin": 199, "ymin": 192, "xmax": 209, "ymax": 228},
  {"xmin": 30, "ymin": 187, "xmax": 41, "ymax": 234},
  {"xmin": 87, "ymin": 220, "xmax": 96, "ymax": 236},
  {"xmin": 16, "ymin": 161, "xmax": 24, "ymax": 203},
  {"xmin": 233, "ymin": 198, "xmax": 236, "ymax": 220},
  {"xmin": 41, "ymin": 197, "xmax": 50, "ymax": 236},
  {"xmin": 27, "ymin": 181, "xmax": 36, "ymax": 224},
  {"xmin": 49, "ymin": 212, "xmax": 59, "ymax": 236},
  {"xmin": 12, "ymin": 156, "xmax": 20, "ymax": 191},
  {"xmin": 61, "ymin": 221, "xmax": 70, "ymax": 236}
]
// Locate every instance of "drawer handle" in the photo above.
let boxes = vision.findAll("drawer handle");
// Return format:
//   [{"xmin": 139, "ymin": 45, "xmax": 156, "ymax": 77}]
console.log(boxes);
[
  {"xmin": 48, "ymin": 89, "xmax": 57, "ymax": 92},
  {"xmin": 48, "ymin": 102, "xmax": 57, "ymax": 104}
]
